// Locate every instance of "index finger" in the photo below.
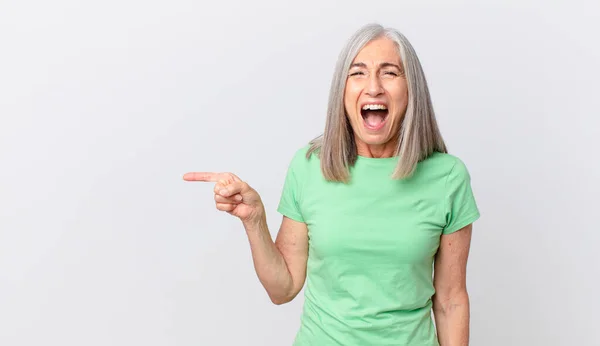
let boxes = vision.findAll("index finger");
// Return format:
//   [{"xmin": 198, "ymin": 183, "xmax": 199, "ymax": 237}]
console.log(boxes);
[{"xmin": 183, "ymin": 172, "xmax": 223, "ymax": 182}]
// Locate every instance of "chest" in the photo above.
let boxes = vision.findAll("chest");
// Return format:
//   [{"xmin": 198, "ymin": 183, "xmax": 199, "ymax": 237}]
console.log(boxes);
[{"xmin": 300, "ymin": 179, "xmax": 446, "ymax": 264}]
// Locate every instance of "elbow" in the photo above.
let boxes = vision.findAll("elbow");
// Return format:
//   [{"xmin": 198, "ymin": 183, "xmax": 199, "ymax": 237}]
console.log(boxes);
[
  {"xmin": 433, "ymin": 289, "xmax": 469, "ymax": 314},
  {"xmin": 266, "ymin": 278, "xmax": 302, "ymax": 305},
  {"xmin": 269, "ymin": 295, "xmax": 292, "ymax": 305},
  {"xmin": 268, "ymin": 290, "xmax": 298, "ymax": 305},
  {"xmin": 270, "ymin": 297, "xmax": 291, "ymax": 305}
]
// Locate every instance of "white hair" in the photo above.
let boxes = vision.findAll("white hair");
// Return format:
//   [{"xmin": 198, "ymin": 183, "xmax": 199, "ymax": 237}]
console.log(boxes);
[{"xmin": 307, "ymin": 23, "xmax": 447, "ymax": 182}]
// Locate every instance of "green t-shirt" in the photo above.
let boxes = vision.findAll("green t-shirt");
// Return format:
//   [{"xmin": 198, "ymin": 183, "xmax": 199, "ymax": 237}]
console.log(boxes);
[{"xmin": 277, "ymin": 145, "xmax": 480, "ymax": 346}]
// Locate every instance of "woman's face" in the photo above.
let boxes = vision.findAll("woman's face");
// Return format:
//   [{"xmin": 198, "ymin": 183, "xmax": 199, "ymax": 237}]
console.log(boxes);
[{"xmin": 344, "ymin": 37, "xmax": 408, "ymax": 157}]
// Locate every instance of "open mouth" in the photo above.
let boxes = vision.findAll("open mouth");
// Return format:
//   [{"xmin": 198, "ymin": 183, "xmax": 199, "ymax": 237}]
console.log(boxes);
[{"xmin": 360, "ymin": 103, "xmax": 389, "ymax": 130}]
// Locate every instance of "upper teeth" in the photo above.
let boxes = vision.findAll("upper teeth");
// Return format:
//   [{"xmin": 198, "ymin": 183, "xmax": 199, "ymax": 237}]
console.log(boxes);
[{"xmin": 362, "ymin": 104, "xmax": 387, "ymax": 110}]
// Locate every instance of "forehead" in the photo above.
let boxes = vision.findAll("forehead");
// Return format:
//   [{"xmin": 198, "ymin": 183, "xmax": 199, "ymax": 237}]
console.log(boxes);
[{"xmin": 352, "ymin": 37, "xmax": 401, "ymax": 65}]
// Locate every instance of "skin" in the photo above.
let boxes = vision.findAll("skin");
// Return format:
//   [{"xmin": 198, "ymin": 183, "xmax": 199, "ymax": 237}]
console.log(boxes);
[
  {"xmin": 344, "ymin": 36, "xmax": 409, "ymax": 158},
  {"xmin": 182, "ymin": 171, "xmax": 308, "ymax": 305},
  {"xmin": 183, "ymin": 36, "xmax": 473, "ymax": 345},
  {"xmin": 433, "ymin": 224, "xmax": 473, "ymax": 346}
]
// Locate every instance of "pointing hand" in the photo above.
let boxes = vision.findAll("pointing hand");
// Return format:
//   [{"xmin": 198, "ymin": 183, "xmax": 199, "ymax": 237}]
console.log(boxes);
[{"xmin": 183, "ymin": 172, "xmax": 265, "ymax": 224}]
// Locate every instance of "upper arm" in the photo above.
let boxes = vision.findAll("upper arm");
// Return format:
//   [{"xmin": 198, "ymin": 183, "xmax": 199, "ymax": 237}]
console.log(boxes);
[
  {"xmin": 274, "ymin": 215, "xmax": 309, "ymax": 299},
  {"xmin": 435, "ymin": 157, "xmax": 479, "ymax": 298},
  {"xmin": 433, "ymin": 223, "xmax": 473, "ymax": 299}
]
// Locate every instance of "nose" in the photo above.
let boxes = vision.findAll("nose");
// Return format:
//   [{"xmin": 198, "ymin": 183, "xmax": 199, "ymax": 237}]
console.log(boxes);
[{"xmin": 366, "ymin": 74, "xmax": 384, "ymax": 97}]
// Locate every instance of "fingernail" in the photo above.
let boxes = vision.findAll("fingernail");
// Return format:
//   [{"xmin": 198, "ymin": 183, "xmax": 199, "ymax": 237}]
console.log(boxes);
[
  {"xmin": 235, "ymin": 195, "xmax": 242, "ymax": 201},
  {"xmin": 219, "ymin": 189, "xmax": 228, "ymax": 196}
]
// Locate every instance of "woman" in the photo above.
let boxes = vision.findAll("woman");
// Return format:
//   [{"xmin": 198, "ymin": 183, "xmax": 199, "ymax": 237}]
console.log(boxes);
[{"xmin": 184, "ymin": 23, "xmax": 480, "ymax": 346}]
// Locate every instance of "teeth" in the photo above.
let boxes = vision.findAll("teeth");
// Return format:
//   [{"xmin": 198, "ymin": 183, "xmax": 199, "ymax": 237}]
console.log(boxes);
[{"xmin": 362, "ymin": 104, "xmax": 388, "ymax": 110}]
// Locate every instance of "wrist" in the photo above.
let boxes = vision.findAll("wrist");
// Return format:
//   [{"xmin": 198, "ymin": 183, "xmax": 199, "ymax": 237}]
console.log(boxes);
[{"xmin": 242, "ymin": 213, "xmax": 267, "ymax": 232}]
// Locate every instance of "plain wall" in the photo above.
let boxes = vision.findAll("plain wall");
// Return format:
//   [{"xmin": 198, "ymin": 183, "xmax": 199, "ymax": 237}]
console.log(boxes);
[{"xmin": 1, "ymin": 0, "xmax": 598, "ymax": 345}]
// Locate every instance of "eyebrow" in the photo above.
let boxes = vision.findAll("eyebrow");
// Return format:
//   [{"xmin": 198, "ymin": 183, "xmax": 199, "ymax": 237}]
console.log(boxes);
[{"xmin": 350, "ymin": 62, "xmax": 402, "ymax": 70}]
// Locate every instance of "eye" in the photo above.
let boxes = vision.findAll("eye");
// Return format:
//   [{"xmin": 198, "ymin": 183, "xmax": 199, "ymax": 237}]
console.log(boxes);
[
  {"xmin": 383, "ymin": 71, "xmax": 399, "ymax": 76},
  {"xmin": 349, "ymin": 71, "xmax": 365, "ymax": 76}
]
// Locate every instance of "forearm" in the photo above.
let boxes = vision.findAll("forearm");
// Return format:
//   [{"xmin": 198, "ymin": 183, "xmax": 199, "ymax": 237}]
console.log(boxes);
[
  {"xmin": 433, "ymin": 292, "xmax": 470, "ymax": 346},
  {"xmin": 243, "ymin": 217, "xmax": 294, "ymax": 304}
]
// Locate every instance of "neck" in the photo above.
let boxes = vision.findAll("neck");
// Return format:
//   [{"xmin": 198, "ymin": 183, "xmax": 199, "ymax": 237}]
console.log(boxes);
[{"xmin": 356, "ymin": 140, "xmax": 398, "ymax": 158}]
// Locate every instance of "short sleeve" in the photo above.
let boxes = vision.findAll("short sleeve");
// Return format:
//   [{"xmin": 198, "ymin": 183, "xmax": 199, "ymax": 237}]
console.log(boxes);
[
  {"xmin": 442, "ymin": 159, "xmax": 480, "ymax": 234},
  {"xmin": 276, "ymin": 150, "xmax": 305, "ymax": 223}
]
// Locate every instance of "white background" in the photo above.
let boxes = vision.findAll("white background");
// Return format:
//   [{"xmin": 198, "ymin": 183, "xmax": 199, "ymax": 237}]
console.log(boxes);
[{"xmin": 1, "ymin": 0, "xmax": 598, "ymax": 345}]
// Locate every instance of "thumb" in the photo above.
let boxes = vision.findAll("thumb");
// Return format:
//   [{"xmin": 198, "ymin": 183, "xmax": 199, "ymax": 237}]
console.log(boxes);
[{"xmin": 218, "ymin": 181, "xmax": 255, "ymax": 199}]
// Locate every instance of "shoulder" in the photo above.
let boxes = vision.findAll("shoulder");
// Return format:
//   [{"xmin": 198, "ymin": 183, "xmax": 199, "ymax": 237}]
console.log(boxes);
[
  {"xmin": 421, "ymin": 151, "xmax": 471, "ymax": 176},
  {"xmin": 415, "ymin": 152, "xmax": 474, "ymax": 189},
  {"xmin": 284, "ymin": 144, "xmax": 320, "ymax": 176},
  {"xmin": 291, "ymin": 144, "xmax": 311, "ymax": 160},
  {"xmin": 288, "ymin": 144, "xmax": 319, "ymax": 167}
]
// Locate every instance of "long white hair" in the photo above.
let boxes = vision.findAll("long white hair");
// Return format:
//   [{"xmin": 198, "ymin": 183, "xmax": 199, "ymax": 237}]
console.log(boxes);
[{"xmin": 307, "ymin": 23, "xmax": 447, "ymax": 182}]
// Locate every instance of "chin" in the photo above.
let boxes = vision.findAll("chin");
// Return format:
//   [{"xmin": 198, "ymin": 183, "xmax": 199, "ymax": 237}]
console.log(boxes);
[{"xmin": 356, "ymin": 132, "xmax": 393, "ymax": 146}]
